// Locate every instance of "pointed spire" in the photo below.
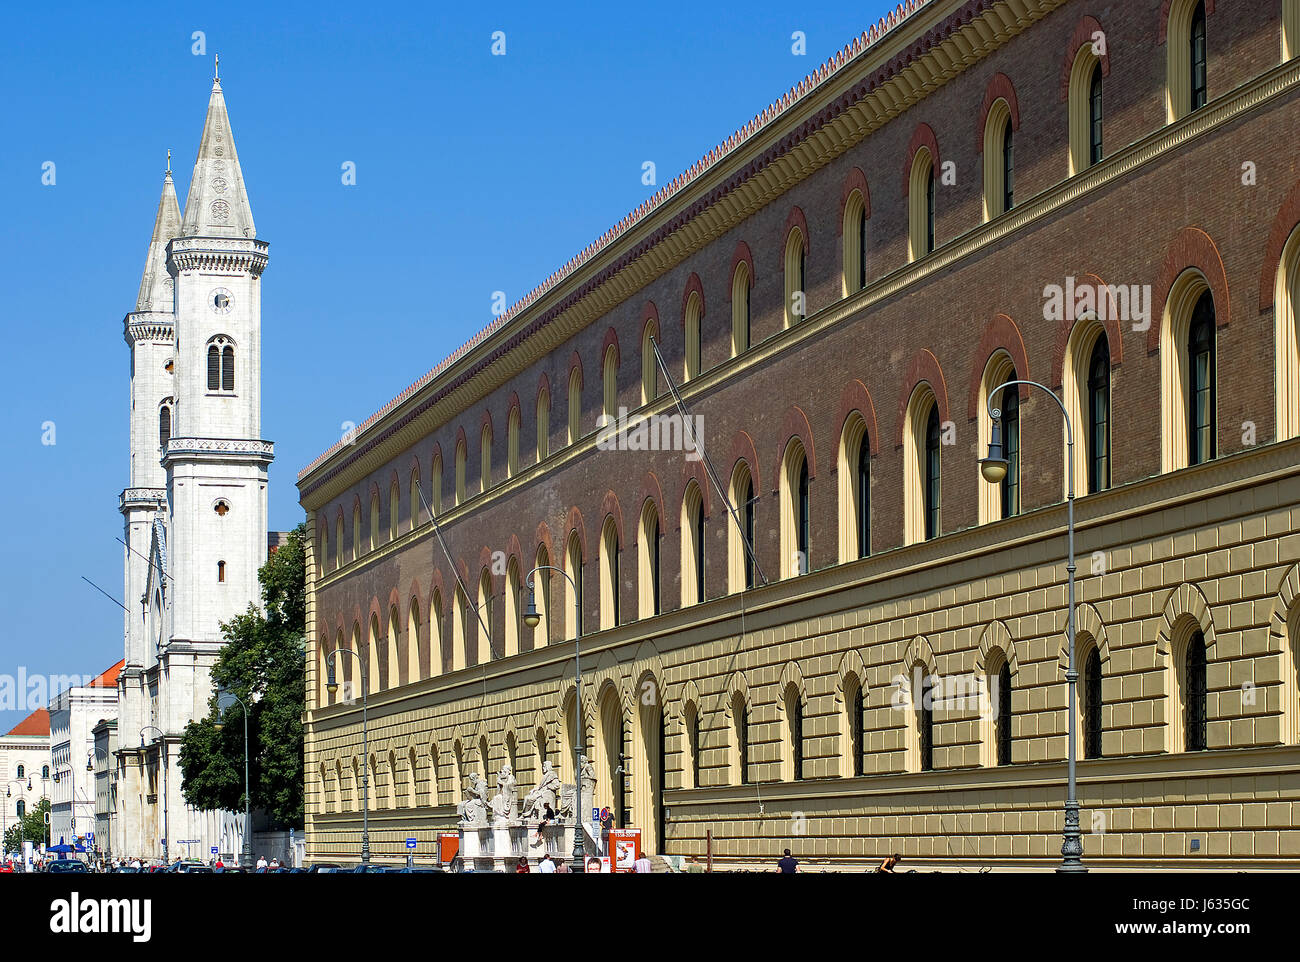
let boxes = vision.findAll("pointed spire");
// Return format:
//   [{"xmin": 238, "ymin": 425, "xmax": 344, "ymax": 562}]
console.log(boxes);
[
  {"xmin": 135, "ymin": 166, "xmax": 182, "ymax": 312},
  {"xmin": 179, "ymin": 74, "xmax": 256, "ymax": 239}
]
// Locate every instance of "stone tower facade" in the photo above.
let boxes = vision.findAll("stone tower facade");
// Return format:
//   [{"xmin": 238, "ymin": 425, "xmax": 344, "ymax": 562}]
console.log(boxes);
[{"xmin": 116, "ymin": 74, "xmax": 273, "ymax": 863}]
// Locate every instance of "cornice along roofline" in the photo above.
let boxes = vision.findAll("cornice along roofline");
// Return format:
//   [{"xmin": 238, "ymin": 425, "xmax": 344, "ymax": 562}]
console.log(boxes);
[{"xmin": 298, "ymin": 0, "xmax": 1058, "ymax": 500}]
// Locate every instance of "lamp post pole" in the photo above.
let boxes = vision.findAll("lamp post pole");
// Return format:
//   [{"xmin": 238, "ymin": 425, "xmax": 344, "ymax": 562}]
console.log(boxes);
[
  {"xmin": 139, "ymin": 727, "xmax": 169, "ymax": 864},
  {"xmin": 979, "ymin": 378, "xmax": 1085, "ymax": 873},
  {"xmin": 523, "ymin": 565, "xmax": 586, "ymax": 873},
  {"xmin": 216, "ymin": 691, "xmax": 253, "ymax": 870},
  {"xmin": 4, "ymin": 778, "xmax": 32, "ymax": 860},
  {"xmin": 324, "ymin": 648, "xmax": 370, "ymax": 863}
]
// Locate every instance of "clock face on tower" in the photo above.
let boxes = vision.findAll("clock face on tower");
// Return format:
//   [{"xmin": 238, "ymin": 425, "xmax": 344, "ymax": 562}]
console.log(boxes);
[{"xmin": 210, "ymin": 288, "xmax": 234, "ymax": 314}]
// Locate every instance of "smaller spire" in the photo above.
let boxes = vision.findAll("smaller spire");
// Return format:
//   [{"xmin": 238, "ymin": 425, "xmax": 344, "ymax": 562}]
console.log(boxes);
[
  {"xmin": 214, "ymin": 54, "xmax": 220, "ymax": 84},
  {"xmin": 166, "ymin": 148, "xmax": 171, "ymax": 174}
]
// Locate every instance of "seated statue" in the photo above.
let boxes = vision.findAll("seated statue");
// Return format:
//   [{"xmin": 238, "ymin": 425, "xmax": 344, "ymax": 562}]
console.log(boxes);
[
  {"xmin": 457, "ymin": 772, "xmax": 490, "ymax": 827},
  {"xmin": 489, "ymin": 764, "xmax": 518, "ymax": 821},
  {"xmin": 522, "ymin": 761, "xmax": 561, "ymax": 820}
]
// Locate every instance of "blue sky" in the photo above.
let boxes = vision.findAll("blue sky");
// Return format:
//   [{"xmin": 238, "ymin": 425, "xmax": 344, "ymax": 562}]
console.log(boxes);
[{"xmin": 0, "ymin": 0, "xmax": 899, "ymax": 731}]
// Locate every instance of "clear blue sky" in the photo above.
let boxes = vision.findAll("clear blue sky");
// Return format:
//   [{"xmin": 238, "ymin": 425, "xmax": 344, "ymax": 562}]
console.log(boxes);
[{"xmin": 0, "ymin": 0, "xmax": 899, "ymax": 731}]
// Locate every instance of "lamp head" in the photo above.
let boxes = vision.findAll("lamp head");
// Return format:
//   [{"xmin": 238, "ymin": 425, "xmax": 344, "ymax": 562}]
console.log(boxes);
[
  {"xmin": 86, "ymin": 759, "xmax": 93, "ymax": 772},
  {"xmin": 523, "ymin": 587, "xmax": 541, "ymax": 629},
  {"xmin": 326, "ymin": 666, "xmax": 338, "ymax": 695},
  {"xmin": 979, "ymin": 413, "xmax": 1009, "ymax": 484}
]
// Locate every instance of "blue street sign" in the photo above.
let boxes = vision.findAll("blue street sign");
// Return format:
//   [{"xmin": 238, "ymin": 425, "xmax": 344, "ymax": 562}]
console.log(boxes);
[
  {"xmin": 211, "ymin": 847, "xmax": 219, "ymax": 854},
  {"xmin": 405, "ymin": 837, "xmax": 417, "ymax": 849}
]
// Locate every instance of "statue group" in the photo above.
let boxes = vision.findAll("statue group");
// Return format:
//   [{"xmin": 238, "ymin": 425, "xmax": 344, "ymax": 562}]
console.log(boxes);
[{"xmin": 459, "ymin": 757, "xmax": 595, "ymax": 827}]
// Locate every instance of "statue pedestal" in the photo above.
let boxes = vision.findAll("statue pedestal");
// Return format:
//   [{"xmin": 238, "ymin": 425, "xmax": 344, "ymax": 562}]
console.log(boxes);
[{"xmin": 457, "ymin": 823, "xmax": 587, "ymax": 871}]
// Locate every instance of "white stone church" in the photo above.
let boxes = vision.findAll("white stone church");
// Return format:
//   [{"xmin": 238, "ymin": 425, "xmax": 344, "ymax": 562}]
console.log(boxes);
[{"xmin": 115, "ymin": 71, "xmax": 275, "ymax": 863}]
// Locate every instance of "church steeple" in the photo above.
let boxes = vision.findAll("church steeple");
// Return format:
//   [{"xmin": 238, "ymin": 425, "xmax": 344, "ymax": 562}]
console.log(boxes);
[
  {"xmin": 135, "ymin": 167, "xmax": 181, "ymax": 313},
  {"xmin": 178, "ymin": 74, "xmax": 256, "ymax": 239}
]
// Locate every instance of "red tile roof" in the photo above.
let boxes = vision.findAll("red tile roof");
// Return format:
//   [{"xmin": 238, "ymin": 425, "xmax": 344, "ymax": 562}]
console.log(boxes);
[
  {"xmin": 6, "ymin": 708, "xmax": 50, "ymax": 737},
  {"xmin": 88, "ymin": 660, "xmax": 125, "ymax": 689}
]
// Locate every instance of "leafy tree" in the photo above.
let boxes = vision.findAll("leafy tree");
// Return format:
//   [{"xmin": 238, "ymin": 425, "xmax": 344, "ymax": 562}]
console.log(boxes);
[
  {"xmin": 178, "ymin": 523, "xmax": 306, "ymax": 827},
  {"xmin": 4, "ymin": 797, "xmax": 50, "ymax": 853}
]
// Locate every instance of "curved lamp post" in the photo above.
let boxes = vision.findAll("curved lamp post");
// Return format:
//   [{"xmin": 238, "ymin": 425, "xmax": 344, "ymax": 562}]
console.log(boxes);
[
  {"xmin": 522, "ymin": 565, "xmax": 586, "ymax": 873},
  {"xmin": 324, "ymin": 647, "xmax": 370, "ymax": 863},
  {"xmin": 3, "ymin": 777, "xmax": 32, "ymax": 858},
  {"xmin": 215, "ymin": 690, "xmax": 253, "ymax": 870},
  {"xmin": 139, "ymin": 727, "xmax": 169, "ymax": 864},
  {"xmin": 979, "ymin": 378, "xmax": 1085, "ymax": 874}
]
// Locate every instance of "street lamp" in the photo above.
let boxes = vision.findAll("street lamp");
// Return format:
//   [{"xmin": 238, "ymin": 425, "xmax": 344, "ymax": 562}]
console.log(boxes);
[
  {"xmin": 3, "ymin": 778, "xmax": 32, "ymax": 860},
  {"xmin": 980, "ymin": 378, "xmax": 1086, "ymax": 873},
  {"xmin": 215, "ymin": 690, "xmax": 253, "ymax": 870},
  {"xmin": 325, "ymin": 648, "xmax": 370, "ymax": 863},
  {"xmin": 523, "ymin": 565, "xmax": 587, "ymax": 873},
  {"xmin": 139, "ymin": 727, "xmax": 169, "ymax": 864}
]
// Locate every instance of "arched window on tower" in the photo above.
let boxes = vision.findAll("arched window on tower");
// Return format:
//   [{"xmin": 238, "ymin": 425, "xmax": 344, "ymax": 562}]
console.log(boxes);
[
  {"xmin": 159, "ymin": 400, "xmax": 172, "ymax": 449},
  {"xmin": 207, "ymin": 337, "xmax": 235, "ymax": 393}
]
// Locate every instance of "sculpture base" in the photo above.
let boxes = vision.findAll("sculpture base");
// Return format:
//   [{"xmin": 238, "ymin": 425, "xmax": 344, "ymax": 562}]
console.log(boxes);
[{"xmin": 456, "ymin": 823, "xmax": 595, "ymax": 872}]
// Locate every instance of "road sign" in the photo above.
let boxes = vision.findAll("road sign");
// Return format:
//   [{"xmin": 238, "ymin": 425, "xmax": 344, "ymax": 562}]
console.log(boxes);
[
  {"xmin": 405, "ymin": 837, "xmax": 417, "ymax": 849},
  {"xmin": 211, "ymin": 847, "xmax": 219, "ymax": 854}
]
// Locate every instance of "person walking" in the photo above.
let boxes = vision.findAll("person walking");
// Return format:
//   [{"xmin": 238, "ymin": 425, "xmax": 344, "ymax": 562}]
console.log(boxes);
[
  {"xmin": 776, "ymin": 849, "xmax": 798, "ymax": 873},
  {"xmin": 537, "ymin": 854, "xmax": 555, "ymax": 874}
]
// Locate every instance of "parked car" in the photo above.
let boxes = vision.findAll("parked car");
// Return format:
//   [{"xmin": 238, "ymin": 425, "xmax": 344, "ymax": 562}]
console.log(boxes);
[
  {"xmin": 392, "ymin": 865, "xmax": 445, "ymax": 873},
  {"xmin": 113, "ymin": 865, "xmax": 142, "ymax": 873},
  {"xmin": 46, "ymin": 859, "xmax": 89, "ymax": 874},
  {"xmin": 306, "ymin": 863, "xmax": 342, "ymax": 873},
  {"xmin": 349, "ymin": 863, "xmax": 389, "ymax": 873}
]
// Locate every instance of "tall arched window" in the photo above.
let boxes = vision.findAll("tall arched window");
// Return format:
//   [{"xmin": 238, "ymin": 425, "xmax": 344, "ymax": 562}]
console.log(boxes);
[
  {"xmin": 369, "ymin": 493, "xmax": 380, "ymax": 552},
  {"xmin": 602, "ymin": 345, "xmax": 618, "ymax": 424},
  {"xmin": 845, "ymin": 676, "xmax": 866, "ymax": 777},
  {"xmin": 1187, "ymin": 291, "xmax": 1216, "ymax": 466},
  {"xmin": 408, "ymin": 470, "xmax": 421, "ymax": 532},
  {"xmin": 732, "ymin": 692, "xmax": 750, "ymax": 785},
  {"xmin": 1276, "ymin": 227, "xmax": 1300, "ymax": 440},
  {"xmin": 507, "ymin": 406, "xmax": 520, "ymax": 478},
  {"xmin": 855, "ymin": 442, "xmax": 870, "ymax": 558},
  {"xmin": 1286, "ymin": 0, "xmax": 1300, "ymax": 61},
  {"xmin": 477, "ymin": 568, "xmax": 493, "ymax": 664},
  {"xmin": 408, "ymin": 598, "xmax": 422, "ymax": 684},
  {"xmin": 599, "ymin": 517, "xmax": 620, "ymax": 631},
  {"xmin": 352, "ymin": 503, "xmax": 362, "ymax": 560},
  {"xmin": 1190, "ymin": 1, "xmax": 1208, "ymax": 110},
  {"xmin": 430, "ymin": 590, "xmax": 444, "ymax": 675},
  {"xmin": 207, "ymin": 336, "xmax": 235, "ymax": 392},
  {"xmin": 784, "ymin": 683, "xmax": 804, "ymax": 781},
  {"xmin": 567, "ymin": 368, "xmax": 582, "ymax": 445},
  {"xmin": 565, "ymin": 531, "xmax": 583, "ymax": 640},
  {"xmin": 1088, "ymin": 64, "xmax": 1104, "ymax": 165},
  {"xmin": 995, "ymin": 661, "xmax": 1012, "ymax": 766},
  {"xmin": 389, "ymin": 482, "xmax": 400, "ymax": 541},
  {"xmin": 431, "ymin": 452, "xmax": 443, "ymax": 515},
  {"xmin": 505, "ymin": 559, "xmax": 521, "ymax": 658},
  {"xmin": 979, "ymin": 353, "xmax": 1019, "ymax": 523},
  {"xmin": 480, "ymin": 423, "xmax": 492, "ymax": 494},
  {"xmin": 638, "ymin": 502, "xmax": 660, "ymax": 619},
  {"xmin": 452, "ymin": 586, "xmax": 468, "ymax": 671},
  {"xmin": 1184, "ymin": 630, "xmax": 1208, "ymax": 751},
  {"xmin": 982, "ymin": 102, "xmax": 1014, "ymax": 221},
  {"xmin": 731, "ymin": 262, "xmax": 751, "ymax": 356},
  {"xmin": 683, "ymin": 482, "xmax": 706, "ymax": 605},
  {"xmin": 15, "ymin": 800, "xmax": 24, "ymax": 819},
  {"xmin": 842, "ymin": 190, "xmax": 868, "ymax": 295},
  {"xmin": 784, "ymin": 227, "xmax": 806, "ymax": 327},
  {"xmin": 780, "ymin": 441, "xmax": 810, "ymax": 579},
  {"xmin": 684, "ymin": 291, "xmax": 702, "ymax": 381},
  {"xmin": 925, "ymin": 407, "xmax": 941, "ymax": 540},
  {"xmin": 838, "ymin": 414, "xmax": 871, "ymax": 563},
  {"xmin": 1087, "ymin": 337, "xmax": 1111, "ymax": 493},
  {"xmin": 917, "ymin": 669, "xmax": 935, "ymax": 771},
  {"xmin": 909, "ymin": 148, "xmax": 936, "ymax": 261},
  {"xmin": 1084, "ymin": 646, "xmax": 1103, "ymax": 758},
  {"xmin": 903, "ymin": 386, "xmax": 941, "ymax": 545},
  {"xmin": 1000, "ymin": 373, "xmax": 1020, "ymax": 520},
  {"xmin": 533, "ymin": 546, "xmax": 551, "ymax": 647},
  {"xmin": 641, "ymin": 321, "xmax": 658, "ymax": 405},
  {"xmin": 1167, "ymin": 0, "xmax": 1209, "ymax": 121},
  {"xmin": 454, "ymin": 439, "xmax": 467, "ymax": 504},
  {"xmin": 335, "ymin": 515, "xmax": 343, "ymax": 569},
  {"xmin": 537, "ymin": 388, "xmax": 551, "ymax": 463},
  {"xmin": 159, "ymin": 401, "xmax": 172, "ymax": 449},
  {"xmin": 684, "ymin": 701, "xmax": 701, "ymax": 788}
]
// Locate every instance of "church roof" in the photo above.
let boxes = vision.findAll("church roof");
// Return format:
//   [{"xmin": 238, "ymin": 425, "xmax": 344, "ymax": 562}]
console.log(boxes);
[
  {"xmin": 179, "ymin": 77, "xmax": 256, "ymax": 239},
  {"xmin": 87, "ymin": 660, "xmax": 125, "ymax": 689},
  {"xmin": 134, "ymin": 169, "xmax": 181, "ymax": 312},
  {"xmin": 5, "ymin": 708, "xmax": 50, "ymax": 737}
]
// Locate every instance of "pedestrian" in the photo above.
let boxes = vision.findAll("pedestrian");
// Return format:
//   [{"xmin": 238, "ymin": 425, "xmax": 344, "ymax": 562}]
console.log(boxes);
[
  {"xmin": 876, "ymin": 853, "xmax": 901, "ymax": 873},
  {"xmin": 537, "ymin": 854, "xmax": 555, "ymax": 874},
  {"xmin": 515, "ymin": 856, "xmax": 530, "ymax": 874},
  {"xmin": 776, "ymin": 848, "xmax": 798, "ymax": 873},
  {"xmin": 554, "ymin": 858, "xmax": 571, "ymax": 874},
  {"xmin": 256, "ymin": 854, "xmax": 268, "ymax": 870},
  {"xmin": 215, "ymin": 857, "xmax": 224, "ymax": 871},
  {"xmin": 634, "ymin": 852, "xmax": 652, "ymax": 874}
]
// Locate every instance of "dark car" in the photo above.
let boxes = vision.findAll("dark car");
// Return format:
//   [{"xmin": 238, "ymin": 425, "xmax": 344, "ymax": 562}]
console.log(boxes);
[
  {"xmin": 47, "ymin": 860, "xmax": 89, "ymax": 874},
  {"xmin": 112, "ymin": 865, "xmax": 142, "ymax": 873},
  {"xmin": 350, "ymin": 863, "xmax": 389, "ymax": 873},
  {"xmin": 392, "ymin": 865, "xmax": 445, "ymax": 873},
  {"xmin": 306, "ymin": 863, "xmax": 342, "ymax": 873}
]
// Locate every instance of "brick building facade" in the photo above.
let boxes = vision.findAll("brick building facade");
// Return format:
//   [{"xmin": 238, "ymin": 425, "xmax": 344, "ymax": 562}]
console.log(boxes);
[{"xmin": 299, "ymin": 0, "xmax": 1300, "ymax": 869}]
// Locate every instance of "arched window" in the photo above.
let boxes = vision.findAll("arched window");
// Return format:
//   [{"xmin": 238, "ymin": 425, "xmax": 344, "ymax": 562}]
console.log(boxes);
[
  {"xmin": 641, "ymin": 321, "xmax": 658, "ymax": 405},
  {"xmin": 779, "ymin": 440, "xmax": 810, "ymax": 579},
  {"xmin": 731, "ymin": 261, "xmax": 751, "ymax": 356},
  {"xmin": 41, "ymin": 764, "xmax": 49, "ymax": 779},
  {"xmin": 978, "ymin": 354, "xmax": 1020, "ymax": 523},
  {"xmin": 567, "ymin": 368, "xmax": 582, "ymax": 445},
  {"xmin": 599, "ymin": 517, "xmax": 620, "ymax": 631},
  {"xmin": 368, "ymin": 614, "xmax": 381, "ymax": 691},
  {"xmin": 454, "ymin": 439, "xmax": 467, "ymax": 504},
  {"xmin": 408, "ymin": 470, "xmax": 421, "ymax": 533},
  {"xmin": 784, "ymin": 683, "xmax": 804, "ymax": 781},
  {"xmin": 1187, "ymin": 291, "xmax": 1217, "ymax": 466},
  {"xmin": 684, "ymin": 701, "xmax": 701, "ymax": 788},
  {"xmin": 408, "ymin": 598, "xmax": 421, "ymax": 684},
  {"xmin": 207, "ymin": 337, "xmax": 235, "ymax": 392},
  {"xmin": 335, "ymin": 515, "xmax": 343, "ymax": 569},
  {"xmin": 851, "ymin": 681, "xmax": 865, "ymax": 777},
  {"xmin": 727, "ymin": 464, "xmax": 755, "ymax": 593},
  {"xmin": 602, "ymin": 345, "xmax": 618, "ymax": 424},
  {"xmin": 1088, "ymin": 64, "xmax": 1104, "ymax": 165},
  {"xmin": 533, "ymin": 546, "xmax": 551, "ymax": 646},
  {"xmin": 903, "ymin": 386, "xmax": 941, "ymax": 545},
  {"xmin": 217, "ymin": 560, "xmax": 226, "ymax": 583},
  {"xmin": 431, "ymin": 452, "xmax": 443, "ymax": 515},
  {"xmin": 995, "ymin": 661, "xmax": 1012, "ymax": 766},
  {"xmin": 319, "ymin": 527, "xmax": 328, "ymax": 577},
  {"xmin": 638, "ymin": 502, "xmax": 660, "ymax": 619},
  {"xmin": 507, "ymin": 406, "xmax": 520, "ymax": 478},
  {"xmin": 15, "ymin": 800, "xmax": 24, "ymax": 819},
  {"xmin": 1287, "ymin": 0, "xmax": 1300, "ymax": 61},
  {"xmin": 1184, "ymin": 630, "xmax": 1208, "ymax": 751},
  {"xmin": 158, "ymin": 401, "xmax": 172, "ymax": 449},
  {"xmin": 732, "ymin": 692, "xmax": 749, "ymax": 785},
  {"xmin": 682, "ymin": 482, "xmax": 706, "ymax": 605},
  {"xmin": 352, "ymin": 503, "xmax": 362, "ymax": 560},
  {"xmin": 916, "ymin": 668, "xmax": 935, "ymax": 771},
  {"xmin": 784, "ymin": 227, "xmax": 806, "ymax": 327},
  {"xmin": 16, "ymin": 764, "xmax": 24, "ymax": 779},
  {"xmin": 369, "ymin": 493, "xmax": 380, "ymax": 552},
  {"xmin": 842, "ymin": 190, "xmax": 868, "ymax": 295},
  {"xmin": 683, "ymin": 291, "xmax": 702, "ymax": 381},
  {"xmin": 982, "ymin": 101, "xmax": 1014, "ymax": 221},
  {"xmin": 505, "ymin": 559, "xmax": 521, "ymax": 657},
  {"xmin": 452, "ymin": 586, "xmax": 469, "ymax": 671},
  {"xmin": 387, "ymin": 604, "xmax": 401, "ymax": 689},
  {"xmin": 1087, "ymin": 337, "xmax": 1111, "ymax": 493},
  {"xmin": 909, "ymin": 148, "xmax": 936, "ymax": 261},
  {"xmin": 565, "ymin": 531, "xmax": 583, "ymax": 640},
  {"xmin": 537, "ymin": 388, "xmax": 550, "ymax": 463},
  {"xmin": 430, "ymin": 590, "xmax": 444, "ymax": 676},
  {"xmin": 477, "ymin": 568, "xmax": 493, "ymax": 664},
  {"xmin": 389, "ymin": 482, "xmax": 400, "ymax": 541},
  {"xmin": 1276, "ymin": 227, "xmax": 1300, "ymax": 440},
  {"xmin": 1167, "ymin": 0, "xmax": 1209, "ymax": 121},
  {"xmin": 1000, "ymin": 373, "xmax": 1020, "ymax": 520},
  {"xmin": 925, "ymin": 407, "xmax": 941, "ymax": 540},
  {"xmin": 480, "ymin": 422, "xmax": 492, "ymax": 494},
  {"xmin": 1068, "ymin": 43, "xmax": 1105, "ymax": 175},
  {"xmin": 1084, "ymin": 646, "xmax": 1103, "ymax": 758},
  {"xmin": 839, "ymin": 414, "xmax": 871, "ymax": 563}
]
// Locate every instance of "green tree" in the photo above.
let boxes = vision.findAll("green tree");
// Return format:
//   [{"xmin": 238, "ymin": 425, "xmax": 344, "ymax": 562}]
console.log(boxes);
[
  {"xmin": 4, "ymin": 797, "xmax": 50, "ymax": 854},
  {"xmin": 178, "ymin": 523, "xmax": 306, "ymax": 827}
]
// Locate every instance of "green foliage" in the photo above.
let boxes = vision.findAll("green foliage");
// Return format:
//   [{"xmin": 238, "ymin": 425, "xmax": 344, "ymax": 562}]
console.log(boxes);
[
  {"xmin": 4, "ymin": 797, "xmax": 50, "ymax": 853},
  {"xmin": 178, "ymin": 523, "xmax": 306, "ymax": 827}
]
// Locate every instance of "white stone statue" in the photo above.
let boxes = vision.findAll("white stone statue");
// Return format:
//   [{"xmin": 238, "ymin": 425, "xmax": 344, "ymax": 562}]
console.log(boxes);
[
  {"xmin": 522, "ymin": 761, "xmax": 561, "ymax": 819},
  {"xmin": 457, "ymin": 772, "xmax": 490, "ymax": 827},
  {"xmin": 489, "ymin": 764, "xmax": 518, "ymax": 821}
]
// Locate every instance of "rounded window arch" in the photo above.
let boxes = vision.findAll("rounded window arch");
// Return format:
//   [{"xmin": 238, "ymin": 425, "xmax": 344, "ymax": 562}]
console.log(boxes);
[
  {"xmin": 602, "ymin": 345, "xmax": 619, "ymax": 424},
  {"xmin": 841, "ymin": 189, "xmax": 869, "ymax": 296},
  {"xmin": 1166, "ymin": 0, "xmax": 1209, "ymax": 122},
  {"xmin": 638, "ymin": 500, "xmax": 661, "ymax": 620},
  {"xmin": 731, "ymin": 261, "xmax": 751, "ymax": 356},
  {"xmin": 982, "ymin": 99, "xmax": 1015, "ymax": 221},
  {"xmin": 682, "ymin": 481, "xmax": 707, "ymax": 605},
  {"xmin": 908, "ymin": 147, "xmax": 936, "ymax": 261},
  {"xmin": 507, "ymin": 405, "xmax": 521, "ymax": 478},
  {"xmin": 1160, "ymin": 272, "xmax": 1217, "ymax": 471},
  {"xmin": 838, "ymin": 412, "xmax": 872, "ymax": 563},
  {"xmin": 978, "ymin": 353, "xmax": 1021, "ymax": 523},
  {"xmin": 158, "ymin": 398, "xmax": 173, "ymax": 449},
  {"xmin": 477, "ymin": 567, "xmax": 494, "ymax": 664},
  {"xmin": 599, "ymin": 516, "xmax": 620, "ymax": 631},
  {"xmin": 1068, "ymin": 42, "xmax": 1105, "ymax": 174},
  {"xmin": 206, "ymin": 335, "xmax": 236, "ymax": 393},
  {"xmin": 683, "ymin": 289, "xmax": 703, "ymax": 380},
  {"xmin": 903, "ymin": 384, "xmax": 941, "ymax": 544},
  {"xmin": 726, "ymin": 465, "xmax": 755, "ymax": 594},
  {"xmin": 536, "ymin": 386, "xmax": 551, "ymax": 463},
  {"xmin": 779, "ymin": 439, "xmax": 810, "ymax": 579},
  {"xmin": 564, "ymin": 530, "xmax": 584, "ymax": 640},
  {"xmin": 1274, "ymin": 225, "xmax": 1300, "ymax": 440},
  {"xmin": 640, "ymin": 318, "xmax": 659, "ymax": 405},
  {"xmin": 783, "ymin": 225, "xmax": 807, "ymax": 327}
]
